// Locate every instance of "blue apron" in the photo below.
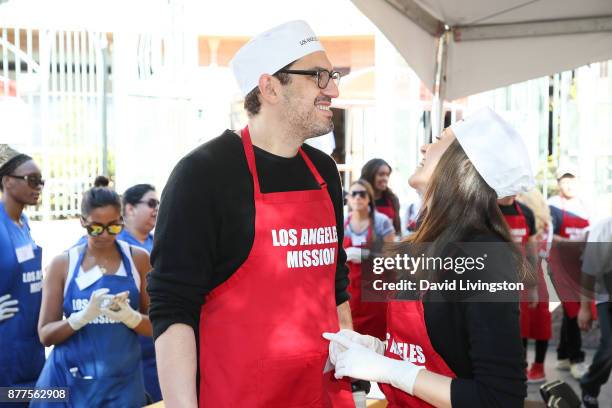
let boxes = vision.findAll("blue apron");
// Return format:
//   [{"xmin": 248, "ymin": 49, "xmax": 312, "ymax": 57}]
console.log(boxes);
[
  {"xmin": 71, "ymin": 230, "xmax": 160, "ymax": 402},
  {"xmin": 33, "ymin": 243, "xmax": 145, "ymax": 408},
  {"xmin": 0, "ymin": 206, "xmax": 44, "ymax": 396}
]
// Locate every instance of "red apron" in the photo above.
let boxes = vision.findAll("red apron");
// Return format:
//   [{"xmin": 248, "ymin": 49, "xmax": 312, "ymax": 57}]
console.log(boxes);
[
  {"xmin": 503, "ymin": 203, "xmax": 552, "ymax": 340},
  {"xmin": 376, "ymin": 198, "xmax": 396, "ymax": 222},
  {"xmin": 198, "ymin": 127, "xmax": 353, "ymax": 407},
  {"xmin": 344, "ymin": 216, "xmax": 387, "ymax": 340},
  {"xmin": 381, "ymin": 300, "xmax": 457, "ymax": 407},
  {"xmin": 548, "ymin": 205, "xmax": 593, "ymax": 319}
]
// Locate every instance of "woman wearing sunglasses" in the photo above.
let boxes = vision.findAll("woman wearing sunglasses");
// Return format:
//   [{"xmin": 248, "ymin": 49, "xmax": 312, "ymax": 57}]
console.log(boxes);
[
  {"xmin": 119, "ymin": 184, "xmax": 158, "ymax": 254},
  {"xmin": 0, "ymin": 145, "xmax": 45, "ymax": 402},
  {"xmin": 120, "ymin": 183, "xmax": 161, "ymax": 402},
  {"xmin": 35, "ymin": 181, "xmax": 152, "ymax": 407},
  {"xmin": 325, "ymin": 108, "xmax": 532, "ymax": 408},
  {"xmin": 345, "ymin": 179, "xmax": 395, "ymax": 341}
]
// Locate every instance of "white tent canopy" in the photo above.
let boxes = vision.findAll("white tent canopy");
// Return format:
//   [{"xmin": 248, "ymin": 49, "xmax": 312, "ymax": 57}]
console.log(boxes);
[{"xmin": 351, "ymin": 0, "xmax": 612, "ymax": 134}]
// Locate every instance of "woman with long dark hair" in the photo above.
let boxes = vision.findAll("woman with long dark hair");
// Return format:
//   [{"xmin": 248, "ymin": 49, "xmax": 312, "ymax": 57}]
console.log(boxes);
[
  {"xmin": 360, "ymin": 158, "xmax": 401, "ymax": 235},
  {"xmin": 0, "ymin": 145, "xmax": 45, "ymax": 401},
  {"xmin": 35, "ymin": 177, "xmax": 152, "ymax": 407},
  {"xmin": 325, "ymin": 108, "xmax": 533, "ymax": 407}
]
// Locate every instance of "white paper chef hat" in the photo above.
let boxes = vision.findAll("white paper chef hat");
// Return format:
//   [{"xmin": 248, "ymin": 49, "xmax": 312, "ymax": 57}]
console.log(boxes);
[
  {"xmin": 450, "ymin": 107, "xmax": 535, "ymax": 198},
  {"xmin": 230, "ymin": 20, "xmax": 325, "ymax": 97}
]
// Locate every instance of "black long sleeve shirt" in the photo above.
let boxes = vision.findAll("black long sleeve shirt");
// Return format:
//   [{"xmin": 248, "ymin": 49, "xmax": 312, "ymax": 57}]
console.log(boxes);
[
  {"xmin": 423, "ymin": 233, "xmax": 527, "ymax": 407},
  {"xmin": 147, "ymin": 130, "xmax": 349, "ymax": 341}
]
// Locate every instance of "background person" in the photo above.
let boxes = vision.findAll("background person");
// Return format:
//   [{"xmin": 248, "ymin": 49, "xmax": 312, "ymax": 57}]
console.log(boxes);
[
  {"xmin": 548, "ymin": 169, "xmax": 592, "ymax": 379},
  {"xmin": 344, "ymin": 178, "xmax": 395, "ymax": 340},
  {"xmin": 344, "ymin": 179, "xmax": 395, "ymax": 404},
  {"xmin": 325, "ymin": 107, "xmax": 532, "ymax": 408},
  {"xmin": 120, "ymin": 183, "xmax": 161, "ymax": 402},
  {"xmin": 360, "ymin": 158, "xmax": 401, "ymax": 235},
  {"xmin": 120, "ymin": 184, "xmax": 158, "ymax": 252},
  {"xmin": 148, "ymin": 21, "xmax": 354, "ymax": 407},
  {"xmin": 516, "ymin": 189, "xmax": 554, "ymax": 383},
  {"xmin": 0, "ymin": 145, "xmax": 45, "ymax": 402},
  {"xmin": 577, "ymin": 215, "xmax": 612, "ymax": 408},
  {"xmin": 34, "ymin": 179, "xmax": 152, "ymax": 407}
]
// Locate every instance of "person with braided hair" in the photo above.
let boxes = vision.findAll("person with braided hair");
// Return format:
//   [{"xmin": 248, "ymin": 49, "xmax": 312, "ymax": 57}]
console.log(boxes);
[{"xmin": 0, "ymin": 144, "xmax": 45, "ymax": 400}]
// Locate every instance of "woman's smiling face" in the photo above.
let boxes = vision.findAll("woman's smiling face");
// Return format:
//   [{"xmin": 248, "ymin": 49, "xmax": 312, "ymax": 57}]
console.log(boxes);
[{"xmin": 408, "ymin": 128, "xmax": 456, "ymax": 194}]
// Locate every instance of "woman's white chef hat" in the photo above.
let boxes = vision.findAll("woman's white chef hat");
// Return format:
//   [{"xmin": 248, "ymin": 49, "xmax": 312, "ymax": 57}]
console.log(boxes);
[
  {"xmin": 450, "ymin": 107, "xmax": 535, "ymax": 198},
  {"xmin": 230, "ymin": 20, "xmax": 324, "ymax": 97}
]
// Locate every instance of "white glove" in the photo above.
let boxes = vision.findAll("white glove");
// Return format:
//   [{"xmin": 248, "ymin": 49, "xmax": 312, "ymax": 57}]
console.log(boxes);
[
  {"xmin": 324, "ymin": 333, "xmax": 424, "ymax": 396},
  {"xmin": 324, "ymin": 329, "xmax": 385, "ymax": 365},
  {"xmin": 101, "ymin": 294, "xmax": 142, "ymax": 329},
  {"xmin": 345, "ymin": 247, "xmax": 362, "ymax": 263},
  {"xmin": 68, "ymin": 288, "xmax": 111, "ymax": 330},
  {"xmin": 0, "ymin": 294, "xmax": 19, "ymax": 322}
]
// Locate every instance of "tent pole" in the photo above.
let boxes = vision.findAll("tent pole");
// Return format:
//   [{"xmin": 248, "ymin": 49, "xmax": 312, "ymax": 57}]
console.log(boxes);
[{"xmin": 431, "ymin": 30, "xmax": 449, "ymax": 139}]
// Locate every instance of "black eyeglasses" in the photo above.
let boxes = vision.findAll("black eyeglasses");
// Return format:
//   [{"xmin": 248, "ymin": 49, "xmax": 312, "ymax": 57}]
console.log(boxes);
[
  {"xmin": 7, "ymin": 174, "xmax": 45, "ymax": 189},
  {"xmin": 350, "ymin": 191, "xmax": 367, "ymax": 199},
  {"xmin": 277, "ymin": 69, "xmax": 341, "ymax": 89},
  {"xmin": 138, "ymin": 198, "xmax": 159, "ymax": 209}
]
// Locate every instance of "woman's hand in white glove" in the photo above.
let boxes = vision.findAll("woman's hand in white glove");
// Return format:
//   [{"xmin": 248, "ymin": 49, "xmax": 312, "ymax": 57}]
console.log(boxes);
[
  {"xmin": 323, "ymin": 330, "xmax": 385, "ymax": 365},
  {"xmin": 67, "ymin": 288, "xmax": 111, "ymax": 330},
  {"xmin": 0, "ymin": 294, "xmax": 19, "ymax": 322},
  {"xmin": 324, "ymin": 333, "xmax": 424, "ymax": 396},
  {"xmin": 101, "ymin": 296, "xmax": 142, "ymax": 329}
]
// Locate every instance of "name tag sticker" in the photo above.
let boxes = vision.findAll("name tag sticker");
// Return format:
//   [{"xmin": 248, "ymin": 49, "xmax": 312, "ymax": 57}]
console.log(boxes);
[
  {"xmin": 15, "ymin": 245, "xmax": 35, "ymax": 263},
  {"xmin": 75, "ymin": 266, "xmax": 104, "ymax": 291}
]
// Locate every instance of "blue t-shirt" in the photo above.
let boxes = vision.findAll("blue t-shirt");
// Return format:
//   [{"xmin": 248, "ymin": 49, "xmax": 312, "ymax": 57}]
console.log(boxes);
[
  {"xmin": 0, "ymin": 203, "xmax": 36, "ymax": 291},
  {"xmin": 117, "ymin": 229, "xmax": 153, "ymax": 254}
]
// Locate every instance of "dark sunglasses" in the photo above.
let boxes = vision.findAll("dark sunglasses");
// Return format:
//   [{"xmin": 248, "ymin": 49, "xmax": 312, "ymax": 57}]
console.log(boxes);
[
  {"xmin": 7, "ymin": 174, "xmax": 45, "ymax": 188},
  {"xmin": 277, "ymin": 68, "xmax": 341, "ymax": 89},
  {"xmin": 82, "ymin": 218, "xmax": 124, "ymax": 237},
  {"xmin": 350, "ymin": 191, "xmax": 367, "ymax": 199},
  {"xmin": 138, "ymin": 198, "xmax": 159, "ymax": 209}
]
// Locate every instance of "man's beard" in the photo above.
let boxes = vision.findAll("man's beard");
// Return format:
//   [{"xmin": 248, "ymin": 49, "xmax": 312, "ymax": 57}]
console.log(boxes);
[{"xmin": 282, "ymin": 94, "xmax": 334, "ymax": 141}]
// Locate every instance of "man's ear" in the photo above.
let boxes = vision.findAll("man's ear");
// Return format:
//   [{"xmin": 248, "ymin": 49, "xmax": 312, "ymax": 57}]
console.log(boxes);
[{"xmin": 257, "ymin": 74, "xmax": 282, "ymax": 106}]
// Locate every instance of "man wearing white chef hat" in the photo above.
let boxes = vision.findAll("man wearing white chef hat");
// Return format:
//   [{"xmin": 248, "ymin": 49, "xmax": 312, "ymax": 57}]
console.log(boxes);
[
  {"xmin": 149, "ymin": 20, "xmax": 355, "ymax": 407},
  {"xmin": 325, "ymin": 107, "xmax": 534, "ymax": 407}
]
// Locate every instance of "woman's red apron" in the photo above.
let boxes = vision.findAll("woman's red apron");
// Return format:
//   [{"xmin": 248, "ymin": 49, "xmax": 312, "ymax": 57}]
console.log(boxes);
[
  {"xmin": 503, "ymin": 202, "xmax": 551, "ymax": 340},
  {"xmin": 344, "ymin": 215, "xmax": 387, "ymax": 340},
  {"xmin": 548, "ymin": 205, "xmax": 594, "ymax": 319},
  {"xmin": 381, "ymin": 300, "xmax": 457, "ymax": 407},
  {"xmin": 198, "ymin": 127, "xmax": 353, "ymax": 407}
]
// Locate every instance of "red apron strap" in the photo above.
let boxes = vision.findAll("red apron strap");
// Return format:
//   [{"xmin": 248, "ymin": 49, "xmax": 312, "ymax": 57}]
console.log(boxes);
[
  {"xmin": 241, "ymin": 127, "xmax": 326, "ymax": 193},
  {"xmin": 298, "ymin": 148, "xmax": 327, "ymax": 188},
  {"xmin": 514, "ymin": 200, "xmax": 524, "ymax": 216},
  {"xmin": 344, "ymin": 214, "xmax": 351, "ymax": 229},
  {"xmin": 240, "ymin": 126, "xmax": 261, "ymax": 195}
]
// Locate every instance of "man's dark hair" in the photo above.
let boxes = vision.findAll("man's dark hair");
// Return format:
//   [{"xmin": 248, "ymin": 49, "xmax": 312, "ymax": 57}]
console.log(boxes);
[
  {"xmin": 558, "ymin": 173, "xmax": 576, "ymax": 181},
  {"xmin": 243, "ymin": 62, "xmax": 293, "ymax": 116}
]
